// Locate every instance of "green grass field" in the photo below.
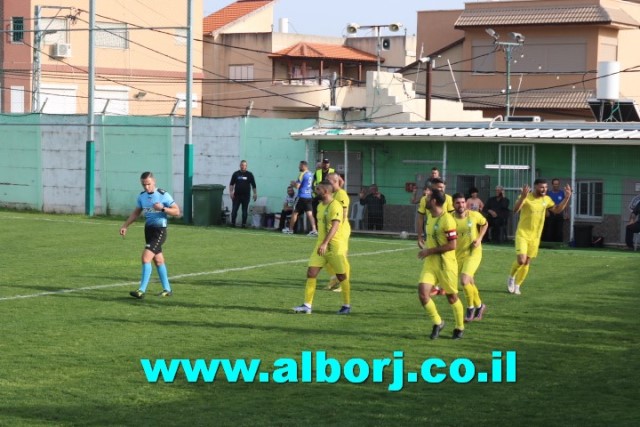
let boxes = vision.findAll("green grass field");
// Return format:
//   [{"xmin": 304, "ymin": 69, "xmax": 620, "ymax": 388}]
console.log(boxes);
[{"xmin": 1, "ymin": 211, "xmax": 638, "ymax": 426}]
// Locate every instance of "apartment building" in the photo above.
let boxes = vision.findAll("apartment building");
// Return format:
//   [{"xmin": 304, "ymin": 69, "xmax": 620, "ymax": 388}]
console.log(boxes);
[
  {"xmin": 202, "ymin": 0, "xmax": 416, "ymax": 118},
  {"xmin": 415, "ymin": 0, "xmax": 640, "ymax": 120},
  {"xmin": 1, "ymin": 0, "xmax": 203, "ymax": 115}
]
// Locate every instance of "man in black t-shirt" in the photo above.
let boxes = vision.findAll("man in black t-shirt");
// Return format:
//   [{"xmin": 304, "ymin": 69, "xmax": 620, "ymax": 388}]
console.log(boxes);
[{"xmin": 228, "ymin": 160, "xmax": 257, "ymax": 228}]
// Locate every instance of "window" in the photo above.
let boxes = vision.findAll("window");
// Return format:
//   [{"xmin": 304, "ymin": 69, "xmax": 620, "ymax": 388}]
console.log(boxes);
[
  {"xmin": 511, "ymin": 38, "xmax": 586, "ymax": 73},
  {"xmin": 575, "ymin": 181, "xmax": 603, "ymax": 219},
  {"xmin": 472, "ymin": 42, "xmax": 495, "ymax": 74},
  {"xmin": 96, "ymin": 21, "xmax": 128, "ymax": 49},
  {"xmin": 11, "ymin": 17, "xmax": 24, "ymax": 43},
  {"xmin": 229, "ymin": 65, "xmax": 254, "ymax": 81}
]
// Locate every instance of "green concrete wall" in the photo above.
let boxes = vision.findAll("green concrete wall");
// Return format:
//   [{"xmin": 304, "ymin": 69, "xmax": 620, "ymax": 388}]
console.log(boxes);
[{"xmin": 0, "ymin": 115, "xmax": 42, "ymax": 210}]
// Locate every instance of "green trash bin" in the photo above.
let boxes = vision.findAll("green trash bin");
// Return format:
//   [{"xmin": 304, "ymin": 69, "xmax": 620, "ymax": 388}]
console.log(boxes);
[{"xmin": 192, "ymin": 184, "xmax": 225, "ymax": 226}]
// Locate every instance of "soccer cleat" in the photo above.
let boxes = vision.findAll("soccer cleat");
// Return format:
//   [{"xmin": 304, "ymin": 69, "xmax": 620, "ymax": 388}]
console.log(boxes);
[
  {"xmin": 326, "ymin": 278, "xmax": 342, "ymax": 292},
  {"xmin": 464, "ymin": 307, "xmax": 475, "ymax": 323},
  {"xmin": 430, "ymin": 321, "xmax": 445, "ymax": 340},
  {"xmin": 337, "ymin": 305, "xmax": 351, "ymax": 315},
  {"xmin": 157, "ymin": 290, "xmax": 173, "ymax": 297},
  {"xmin": 326, "ymin": 277, "xmax": 339, "ymax": 290},
  {"xmin": 514, "ymin": 285, "xmax": 521, "ymax": 295},
  {"xmin": 308, "ymin": 230, "xmax": 318, "ymax": 236},
  {"xmin": 282, "ymin": 227, "xmax": 292, "ymax": 234},
  {"xmin": 452, "ymin": 328, "xmax": 464, "ymax": 340},
  {"xmin": 293, "ymin": 304, "xmax": 312, "ymax": 314},
  {"xmin": 473, "ymin": 304, "xmax": 487, "ymax": 321},
  {"xmin": 129, "ymin": 290, "xmax": 144, "ymax": 299},
  {"xmin": 507, "ymin": 277, "xmax": 516, "ymax": 294}
]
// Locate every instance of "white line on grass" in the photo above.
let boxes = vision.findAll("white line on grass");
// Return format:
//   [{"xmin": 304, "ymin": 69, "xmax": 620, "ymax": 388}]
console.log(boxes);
[{"xmin": 0, "ymin": 247, "xmax": 412, "ymax": 302}]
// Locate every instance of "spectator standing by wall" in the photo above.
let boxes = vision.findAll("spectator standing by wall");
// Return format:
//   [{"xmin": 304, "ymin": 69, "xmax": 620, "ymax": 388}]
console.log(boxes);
[
  {"xmin": 359, "ymin": 184, "xmax": 386, "ymax": 230},
  {"xmin": 542, "ymin": 178, "xmax": 566, "ymax": 242},
  {"xmin": 283, "ymin": 161, "xmax": 318, "ymax": 236},
  {"xmin": 228, "ymin": 160, "xmax": 257, "ymax": 228},
  {"xmin": 483, "ymin": 186, "xmax": 510, "ymax": 243}
]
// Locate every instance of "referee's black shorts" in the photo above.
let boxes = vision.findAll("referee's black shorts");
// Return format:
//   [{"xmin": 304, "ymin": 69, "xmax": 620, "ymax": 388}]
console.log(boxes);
[{"xmin": 145, "ymin": 226, "xmax": 167, "ymax": 254}]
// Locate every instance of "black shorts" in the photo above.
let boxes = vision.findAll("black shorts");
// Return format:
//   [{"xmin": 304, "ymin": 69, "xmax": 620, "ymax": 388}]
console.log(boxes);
[
  {"xmin": 294, "ymin": 198, "xmax": 313, "ymax": 214},
  {"xmin": 145, "ymin": 226, "xmax": 167, "ymax": 254}
]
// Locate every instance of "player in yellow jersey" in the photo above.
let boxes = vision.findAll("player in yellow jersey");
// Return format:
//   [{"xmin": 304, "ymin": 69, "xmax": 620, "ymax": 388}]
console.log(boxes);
[
  {"xmin": 452, "ymin": 193, "xmax": 489, "ymax": 322},
  {"xmin": 429, "ymin": 178, "xmax": 454, "ymax": 213},
  {"xmin": 416, "ymin": 190, "xmax": 465, "ymax": 340},
  {"xmin": 325, "ymin": 173, "xmax": 351, "ymax": 292},
  {"xmin": 293, "ymin": 181, "xmax": 351, "ymax": 315},
  {"xmin": 416, "ymin": 177, "xmax": 454, "ymax": 296},
  {"xmin": 507, "ymin": 179, "xmax": 572, "ymax": 295}
]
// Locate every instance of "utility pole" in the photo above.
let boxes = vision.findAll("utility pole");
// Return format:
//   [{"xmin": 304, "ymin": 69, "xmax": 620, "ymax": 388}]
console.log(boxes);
[
  {"xmin": 424, "ymin": 58, "xmax": 432, "ymax": 120},
  {"xmin": 32, "ymin": 5, "xmax": 74, "ymax": 113},
  {"xmin": 32, "ymin": 6, "xmax": 42, "ymax": 113},
  {"xmin": 86, "ymin": 0, "xmax": 96, "ymax": 216},
  {"xmin": 183, "ymin": 0, "xmax": 194, "ymax": 224}
]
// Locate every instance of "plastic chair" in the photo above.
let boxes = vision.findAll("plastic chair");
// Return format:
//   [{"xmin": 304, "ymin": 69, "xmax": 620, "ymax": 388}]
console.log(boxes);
[{"xmin": 349, "ymin": 202, "xmax": 365, "ymax": 230}]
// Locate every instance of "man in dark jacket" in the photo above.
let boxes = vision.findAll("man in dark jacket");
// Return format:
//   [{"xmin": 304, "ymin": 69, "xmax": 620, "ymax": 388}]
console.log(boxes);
[
  {"xmin": 483, "ymin": 185, "xmax": 510, "ymax": 243},
  {"xmin": 228, "ymin": 160, "xmax": 257, "ymax": 228}
]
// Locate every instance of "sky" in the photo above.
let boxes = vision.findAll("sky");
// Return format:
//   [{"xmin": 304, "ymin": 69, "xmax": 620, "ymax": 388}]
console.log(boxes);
[{"xmin": 203, "ymin": 0, "xmax": 470, "ymax": 37}]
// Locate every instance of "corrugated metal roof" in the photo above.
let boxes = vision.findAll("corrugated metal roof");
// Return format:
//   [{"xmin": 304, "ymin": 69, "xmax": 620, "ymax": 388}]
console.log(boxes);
[
  {"xmin": 291, "ymin": 122, "xmax": 640, "ymax": 145},
  {"xmin": 455, "ymin": 5, "xmax": 639, "ymax": 28},
  {"xmin": 461, "ymin": 89, "xmax": 595, "ymax": 110},
  {"xmin": 270, "ymin": 42, "xmax": 379, "ymax": 63},
  {"xmin": 203, "ymin": 0, "xmax": 274, "ymax": 34}
]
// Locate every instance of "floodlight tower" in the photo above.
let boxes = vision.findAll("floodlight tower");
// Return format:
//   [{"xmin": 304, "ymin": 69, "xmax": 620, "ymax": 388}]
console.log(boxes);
[{"xmin": 486, "ymin": 28, "xmax": 525, "ymax": 118}]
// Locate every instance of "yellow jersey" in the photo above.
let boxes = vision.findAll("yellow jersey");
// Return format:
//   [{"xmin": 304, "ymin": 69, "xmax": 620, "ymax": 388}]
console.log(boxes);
[
  {"xmin": 516, "ymin": 193, "xmax": 555, "ymax": 241},
  {"xmin": 332, "ymin": 188, "xmax": 351, "ymax": 241},
  {"xmin": 425, "ymin": 210, "xmax": 458, "ymax": 270},
  {"xmin": 317, "ymin": 199, "xmax": 344, "ymax": 250},
  {"xmin": 454, "ymin": 210, "xmax": 487, "ymax": 257},
  {"xmin": 418, "ymin": 194, "xmax": 454, "ymax": 237},
  {"xmin": 418, "ymin": 194, "xmax": 454, "ymax": 216}
]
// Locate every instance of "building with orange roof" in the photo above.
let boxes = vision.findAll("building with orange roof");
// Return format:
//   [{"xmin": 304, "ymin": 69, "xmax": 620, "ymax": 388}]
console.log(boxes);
[{"xmin": 201, "ymin": 0, "xmax": 417, "ymax": 118}]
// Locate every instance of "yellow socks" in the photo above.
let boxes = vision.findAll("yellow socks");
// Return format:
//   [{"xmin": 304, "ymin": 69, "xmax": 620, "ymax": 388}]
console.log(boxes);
[
  {"xmin": 424, "ymin": 299, "xmax": 442, "ymax": 326},
  {"xmin": 451, "ymin": 298, "xmax": 465, "ymax": 330},
  {"xmin": 515, "ymin": 264, "xmax": 530, "ymax": 286},
  {"xmin": 340, "ymin": 278, "xmax": 351, "ymax": 306},
  {"xmin": 303, "ymin": 278, "xmax": 317, "ymax": 305}
]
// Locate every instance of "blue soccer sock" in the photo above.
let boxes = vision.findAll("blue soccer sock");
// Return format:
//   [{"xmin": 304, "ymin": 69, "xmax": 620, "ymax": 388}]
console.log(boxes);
[
  {"xmin": 139, "ymin": 263, "xmax": 152, "ymax": 292},
  {"xmin": 156, "ymin": 264, "xmax": 171, "ymax": 292}
]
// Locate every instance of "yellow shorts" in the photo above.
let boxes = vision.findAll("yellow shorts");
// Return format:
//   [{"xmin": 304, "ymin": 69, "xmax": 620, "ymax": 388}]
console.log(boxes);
[
  {"xmin": 457, "ymin": 250, "xmax": 482, "ymax": 277},
  {"xmin": 308, "ymin": 246, "xmax": 348, "ymax": 274},
  {"xmin": 419, "ymin": 259, "xmax": 458, "ymax": 294},
  {"xmin": 515, "ymin": 235, "xmax": 540, "ymax": 259}
]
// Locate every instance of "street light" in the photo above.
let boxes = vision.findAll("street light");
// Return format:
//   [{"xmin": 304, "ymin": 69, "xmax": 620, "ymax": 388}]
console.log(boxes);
[
  {"xmin": 486, "ymin": 28, "xmax": 525, "ymax": 118},
  {"xmin": 346, "ymin": 22, "xmax": 402, "ymax": 79}
]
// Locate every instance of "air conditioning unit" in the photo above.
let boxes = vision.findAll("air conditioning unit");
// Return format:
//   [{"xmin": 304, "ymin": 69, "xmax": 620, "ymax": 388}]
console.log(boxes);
[
  {"xmin": 51, "ymin": 43, "xmax": 72, "ymax": 58},
  {"xmin": 506, "ymin": 115, "xmax": 542, "ymax": 122}
]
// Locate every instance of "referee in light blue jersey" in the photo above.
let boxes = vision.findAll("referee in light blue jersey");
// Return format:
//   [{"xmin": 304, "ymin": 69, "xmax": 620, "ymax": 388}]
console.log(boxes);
[{"xmin": 120, "ymin": 171, "xmax": 181, "ymax": 299}]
